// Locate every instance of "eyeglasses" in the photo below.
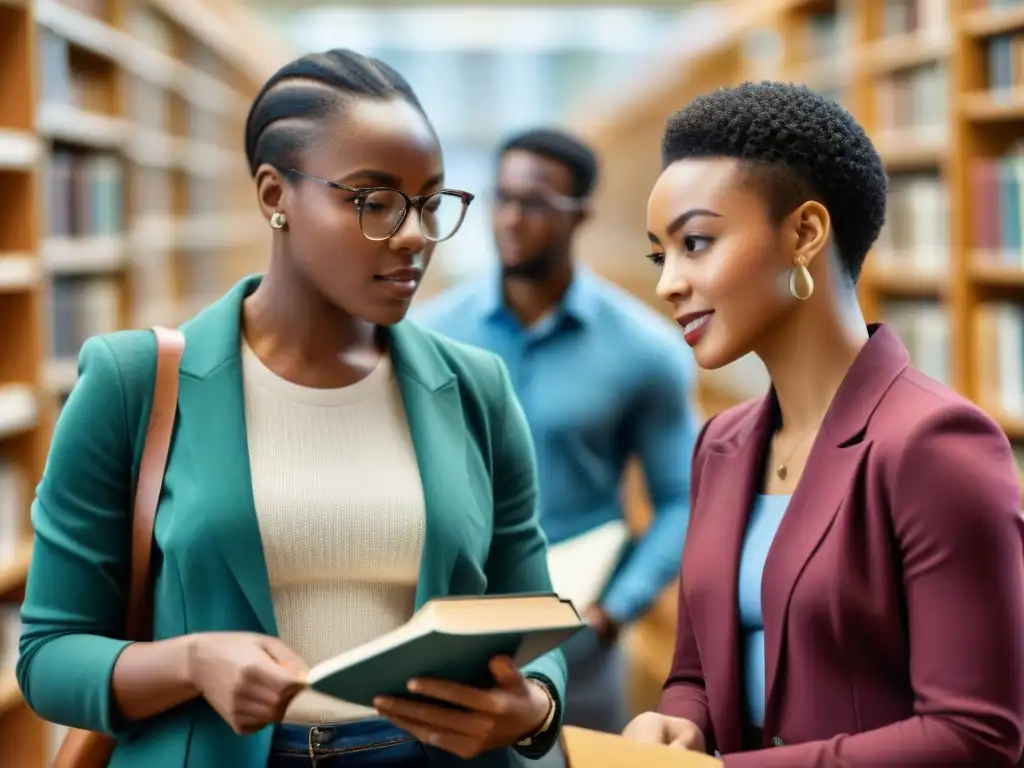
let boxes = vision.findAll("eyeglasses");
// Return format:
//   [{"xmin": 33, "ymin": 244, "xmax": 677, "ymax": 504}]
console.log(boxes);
[
  {"xmin": 284, "ymin": 168, "xmax": 474, "ymax": 243},
  {"xmin": 490, "ymin": 188, "xmax": 589, "ymax": 217}
]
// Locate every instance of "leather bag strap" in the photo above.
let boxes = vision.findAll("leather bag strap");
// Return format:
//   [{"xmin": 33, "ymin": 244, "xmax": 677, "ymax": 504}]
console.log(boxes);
[{"xmin": 124, "ymin": 326, "xmax": 184, "ymax": 642}]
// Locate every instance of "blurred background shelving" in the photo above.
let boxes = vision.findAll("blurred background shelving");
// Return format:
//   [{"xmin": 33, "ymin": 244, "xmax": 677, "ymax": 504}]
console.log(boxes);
[
  {"xmin": 0, "ymin": 0, "xmax": 289, "ymax": 762},
  {"xmin": 5, "ymin": 0, "xmax": 1024, "ymax": 759}
]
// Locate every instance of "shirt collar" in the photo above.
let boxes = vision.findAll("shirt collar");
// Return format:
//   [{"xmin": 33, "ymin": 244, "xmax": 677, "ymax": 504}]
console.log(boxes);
[{"xmin": 481, "ymin": 265, "xmax": 600, "ymax": 329}]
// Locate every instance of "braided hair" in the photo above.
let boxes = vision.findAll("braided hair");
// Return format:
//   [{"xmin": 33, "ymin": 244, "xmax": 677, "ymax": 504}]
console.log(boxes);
[{"xmin": 244, "ymin": 49, "xmax": 428, "ymax": 178}]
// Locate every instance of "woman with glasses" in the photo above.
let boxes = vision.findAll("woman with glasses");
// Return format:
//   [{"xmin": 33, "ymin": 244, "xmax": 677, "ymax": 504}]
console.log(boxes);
[{"xmin": 18, "ymin": 49, "xmax": 565, "ymax": 768}]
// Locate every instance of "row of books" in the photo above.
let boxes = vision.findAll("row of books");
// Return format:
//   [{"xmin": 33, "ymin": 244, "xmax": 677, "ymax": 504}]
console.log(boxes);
[
  {"xmin": 988, "ymin": 31, "xmax": 1024, "ymax": 102},
  {"xmin": 44, "ymin": 147, "xmax": 235, "ymax": 236},
  {"xmin": 971, "ymin": 147, "xmax": 1024, "ymax": 265},
  {"xmin": 875, "ymin": 63, "xmax": 947, "ymax": 137},
  {"xmin": 805, "ymin": 9, "xmax": 852, "ymax": 62},
  {"xmin": 50, "ymin": 275, "xmax": 121, "ymax": 361},
  {"xmin": 44, "ymin": 148, "xmax": 124, "ymax": 239},
  {"xmin": 874, "ymin": 173, "xmax": 949, "ymax": 273},
  {"xmin": 136, "ymin": 168, "xmax": 227, "ymax": 220},
  {"xmin": 883, "ymin": 300, "xmax": 951, "ymax": 386},
  {"xmin": 974, "ymin": 0, "xmax": 1024, "ymax": 11},
  {"xmin": 881, "ymin": 0, "xmax": 948, "ymax": 39},
  {"xmin": 977, "ymin": 301, "xmax": 1024, "ymax": 419},
  {"xmin": 36, "ymin": 29, "xmax": 105, "ymax": 114},
  {"xmin": 40, "ymin": 23, "xmax": 229, "ymax": 147},
  {"xmin": 178, "ymin": 249, "xmax": 226, "ymax": 307}
]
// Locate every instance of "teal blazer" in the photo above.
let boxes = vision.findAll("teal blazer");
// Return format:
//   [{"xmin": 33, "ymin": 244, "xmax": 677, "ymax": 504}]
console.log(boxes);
[{"xmin": 17, "ymin": 275, "xmax": 567, "ymax": 767}]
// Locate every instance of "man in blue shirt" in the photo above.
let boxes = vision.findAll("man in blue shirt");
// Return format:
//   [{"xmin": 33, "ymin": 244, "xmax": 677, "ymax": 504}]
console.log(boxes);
[{"xmin": 411, "ymin": 127, "xmax": 700, "ymax": 736}]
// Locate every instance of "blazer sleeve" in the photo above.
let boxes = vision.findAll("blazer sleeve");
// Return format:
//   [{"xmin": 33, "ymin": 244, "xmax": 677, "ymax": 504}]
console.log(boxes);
[
  {"xmin": 724, "ymin": 405, "xmax": 1024, "ymax": 768},
  {"xmin": 482, "ymin": 355, "xmax": 566, "ymax": 760},
  {"xmin": 658, "ymin": 414, "xmax": 716, "ymax": 751},
  {"xmin": 16, "ymin": 335, "xmax": 143, "ymax": 737}
]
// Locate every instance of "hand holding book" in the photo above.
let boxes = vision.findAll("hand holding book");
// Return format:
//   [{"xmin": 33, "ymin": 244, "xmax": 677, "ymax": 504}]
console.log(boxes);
[{"xmin": 373, "ymin": 655, "xmax": 553, "ymax": 759}]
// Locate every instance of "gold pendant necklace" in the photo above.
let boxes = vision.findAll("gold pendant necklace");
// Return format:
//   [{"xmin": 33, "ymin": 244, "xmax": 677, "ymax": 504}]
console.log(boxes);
[{"xmin": 774, "ymin": 429, "xmax": 817, "ymax": 480}]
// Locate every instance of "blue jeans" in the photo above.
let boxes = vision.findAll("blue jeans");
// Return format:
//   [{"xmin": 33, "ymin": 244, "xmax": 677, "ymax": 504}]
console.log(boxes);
[{"xmin": 267, "ymin": 718, "xmax": 430, "ymax": 767}]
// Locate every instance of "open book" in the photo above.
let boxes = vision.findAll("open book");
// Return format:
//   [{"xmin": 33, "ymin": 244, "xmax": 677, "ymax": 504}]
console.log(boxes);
[
  {"xmin": 308, "ymin": 593, "xmax": 584, "ymax": 707},
  {"xmin": 546, "ymin": 519, "xmax": 631, "ymax": 612},
  {"xmin": 561, "ymin": 726, "xmax": 722, "ymax": 767}
]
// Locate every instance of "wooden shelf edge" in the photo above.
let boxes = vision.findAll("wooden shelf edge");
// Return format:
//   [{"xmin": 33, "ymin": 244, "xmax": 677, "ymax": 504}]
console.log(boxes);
[
  {"xmin": 961, "ymin": 90, "xmax": 1024, "ymax": 122},
  {"xmin": 859, "ymin": 31, "xmax": 949, "ymax": 76},
  {"xmin": 962, "ymin": 6, "xmax": 1024, "ymax": 38},
  {"xmin": 867, "ymin": 264, "xmax": 946, "ymax": 296},
  {"xmin": 971, "ymin": 259, "xmax": 1024, "ymax": 287},
  {"xmin": 0, "ymin": 255, "xmax": 39, "ymax": 292}
]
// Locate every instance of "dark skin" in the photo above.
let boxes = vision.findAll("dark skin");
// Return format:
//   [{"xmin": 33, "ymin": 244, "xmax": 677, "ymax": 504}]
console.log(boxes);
[
  {"xmin": 492, "ymin": 149, "xmax": 620, "ymax": 641},
  {"xmin": 492, "ymin": 148, "xmax": 589, "ymax": 328},
  {"xmin": 622, "ymin": 156, "xmax": 869, "ymax": 757},
  {"xmin": 109, "ymin": 95, "xmax": 550, "ymax": 758}
]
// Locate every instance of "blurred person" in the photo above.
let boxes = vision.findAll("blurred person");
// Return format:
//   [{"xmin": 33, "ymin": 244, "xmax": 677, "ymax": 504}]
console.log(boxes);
[
  {"xmin": 622, "ymin": 81, "xmax": 1024, "ymax": 767},
  {"xmin": 17, "ymin": 49, "xmax": 567, "ymax": 768},
  {"xmin": 412, "ymin": 128, "xmax": 701, "ymax": 737}
]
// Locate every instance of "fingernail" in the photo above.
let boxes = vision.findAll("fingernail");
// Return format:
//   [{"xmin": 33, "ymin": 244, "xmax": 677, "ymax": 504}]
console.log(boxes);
[
  {"xmin": 407, "ymin": 680, "xmax": 421, "ymax": 692},
  {"xmin": 374, "ymin": 697, "xmax": 389, "ymax": 708}
]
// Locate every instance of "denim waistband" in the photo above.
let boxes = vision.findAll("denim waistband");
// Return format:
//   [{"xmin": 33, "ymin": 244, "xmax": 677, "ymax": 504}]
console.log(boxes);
[{"xmin": 272, "ymin": 717, "xmax": 417, "ymax": 756}]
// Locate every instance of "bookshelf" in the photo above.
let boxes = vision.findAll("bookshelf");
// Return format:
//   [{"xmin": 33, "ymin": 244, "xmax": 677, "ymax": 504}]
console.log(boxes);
[
  {"xmin": 569, "ymin": 0, "xmax": 1024, "ymax": 715},
  {"xmin": 0, "ymin": 0, "xmax": 287, "ymax": 763}
]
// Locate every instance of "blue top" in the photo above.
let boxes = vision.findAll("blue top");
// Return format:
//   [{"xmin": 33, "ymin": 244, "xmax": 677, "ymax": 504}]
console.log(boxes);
[
  {"xmin": 737, "ymin": 493, "xmax": 791, "ymax": 728},
  {"xmin": 410, "ymin": 267, "xmax": 701, "ymax": 622}
]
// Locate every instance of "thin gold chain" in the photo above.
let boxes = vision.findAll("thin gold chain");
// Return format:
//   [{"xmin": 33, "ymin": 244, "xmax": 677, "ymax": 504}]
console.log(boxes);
[{"xmin": 772, "ymin": 428, "xmax": 818, "ymax": 480}]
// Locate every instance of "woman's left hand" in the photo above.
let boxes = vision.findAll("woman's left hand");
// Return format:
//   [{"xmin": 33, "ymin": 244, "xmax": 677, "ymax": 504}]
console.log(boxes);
[{"xmin": 373, "ymin": 655, "xmax": 553, "ymax": 759}]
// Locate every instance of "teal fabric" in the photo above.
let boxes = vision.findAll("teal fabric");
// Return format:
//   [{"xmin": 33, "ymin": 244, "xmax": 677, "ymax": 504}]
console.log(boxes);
[{"xmin": 17, "ymin": 274, "xmax": 566, "ymax": 767}]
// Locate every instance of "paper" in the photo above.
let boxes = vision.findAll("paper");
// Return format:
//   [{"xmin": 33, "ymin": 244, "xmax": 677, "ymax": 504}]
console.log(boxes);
[{"xmin": 546, "ymin": 519, "xmax": 629, "ymax": 611}]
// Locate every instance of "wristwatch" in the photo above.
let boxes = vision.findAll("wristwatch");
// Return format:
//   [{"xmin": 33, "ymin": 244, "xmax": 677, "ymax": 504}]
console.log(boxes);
[{"xmin": 516, "ymin": 678, "xmax": 557, "ymax": 748}]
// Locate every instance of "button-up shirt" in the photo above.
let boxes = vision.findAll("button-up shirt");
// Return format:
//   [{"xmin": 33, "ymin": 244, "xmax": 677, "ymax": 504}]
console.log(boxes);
[{"xmin": 410, "ymin": 267, "xmax": 700, "ymax": 622}]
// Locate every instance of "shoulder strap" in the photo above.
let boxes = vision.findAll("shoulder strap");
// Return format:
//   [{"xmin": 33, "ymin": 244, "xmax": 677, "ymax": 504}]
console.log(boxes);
[{"xmin": 124, "ymin": 326, "xmax": 185, "ymax": 641}]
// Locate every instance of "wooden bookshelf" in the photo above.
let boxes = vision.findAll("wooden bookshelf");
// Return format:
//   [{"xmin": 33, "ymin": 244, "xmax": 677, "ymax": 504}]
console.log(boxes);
[
  {"xmin": 0, "ymin": 0, "xmax": 287, "ymax": 762},
  {"xmin": 568, "ymin": 0, "xmax": 1024, "ymax": 716}
]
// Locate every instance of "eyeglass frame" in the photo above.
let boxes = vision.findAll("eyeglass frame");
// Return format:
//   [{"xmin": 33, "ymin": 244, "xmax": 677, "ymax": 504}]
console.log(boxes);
[
  {"xmin": 280, "ymin": 167, "xmax": 475, "ymax": 243},
  {"xmin": 489, "ymin": 186, "xmax": 590, "ymax": 217}
]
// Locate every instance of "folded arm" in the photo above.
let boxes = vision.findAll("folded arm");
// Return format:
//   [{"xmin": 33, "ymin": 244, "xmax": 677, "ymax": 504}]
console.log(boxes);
[
  {"xmin": 724, "ymin": 407, "xmax": 1024, "ymax": 768},
  {"xmin": 483, "ymin": 355, "xmax": 566, "ymax": 759},
  {"xmin": 602, "ymin": 347, "xmax": 701, "ymax": 624}
]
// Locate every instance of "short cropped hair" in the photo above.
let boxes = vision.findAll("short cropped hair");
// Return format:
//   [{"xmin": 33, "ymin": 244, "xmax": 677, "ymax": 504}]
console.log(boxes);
[
  {"xmin": 662, "ymin": 81, "xmax": 887, "ymax": 282},
  {"xmin": 498, "ymin": 128, "xmax": 599, "ymax": 199}
]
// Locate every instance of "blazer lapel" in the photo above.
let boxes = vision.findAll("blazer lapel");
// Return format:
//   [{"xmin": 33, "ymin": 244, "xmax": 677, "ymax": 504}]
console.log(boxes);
[
  {"xmin": 760, "ymin": 324, "xmax": 909, "ymax": 726},
  {"xmin": 176, "ymin": 276, "xmax": 278, "ymax": 636},
  {"xmin": 389, "ymin": 322, "xmax": 472, "ymax": 608},
  {"xmin": 170, "ymin": 280, "xmax": 493, "ymax": 636},
  {"xmin": 687, "ymin": 395, "xmax": 773, "ymax": 754}
]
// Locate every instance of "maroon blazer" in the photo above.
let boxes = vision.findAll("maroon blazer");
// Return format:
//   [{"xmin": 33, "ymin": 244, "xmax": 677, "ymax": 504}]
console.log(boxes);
[{"xmin": 659, "ymin": 324, "xmax": 1024, "ymax": 767}]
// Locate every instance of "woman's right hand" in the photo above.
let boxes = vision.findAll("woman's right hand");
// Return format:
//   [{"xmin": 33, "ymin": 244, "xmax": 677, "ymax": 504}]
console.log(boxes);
[
  {"xmin": 187, "ymin": 632, "xmax": 309, "ymax": 735},
  {"xmin": 622, "ymin": 711, "xmax": 707, "ymax": 753}
]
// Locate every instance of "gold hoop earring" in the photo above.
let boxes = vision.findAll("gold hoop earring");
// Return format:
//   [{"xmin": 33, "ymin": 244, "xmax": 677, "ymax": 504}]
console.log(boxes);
[
  {"xmin": 789, "ymin": 255, "xmax": 814, "ymax": 300},
  {"xmin": 270, "ymin": 212, "xmax": 286, "ymax": 229}
]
